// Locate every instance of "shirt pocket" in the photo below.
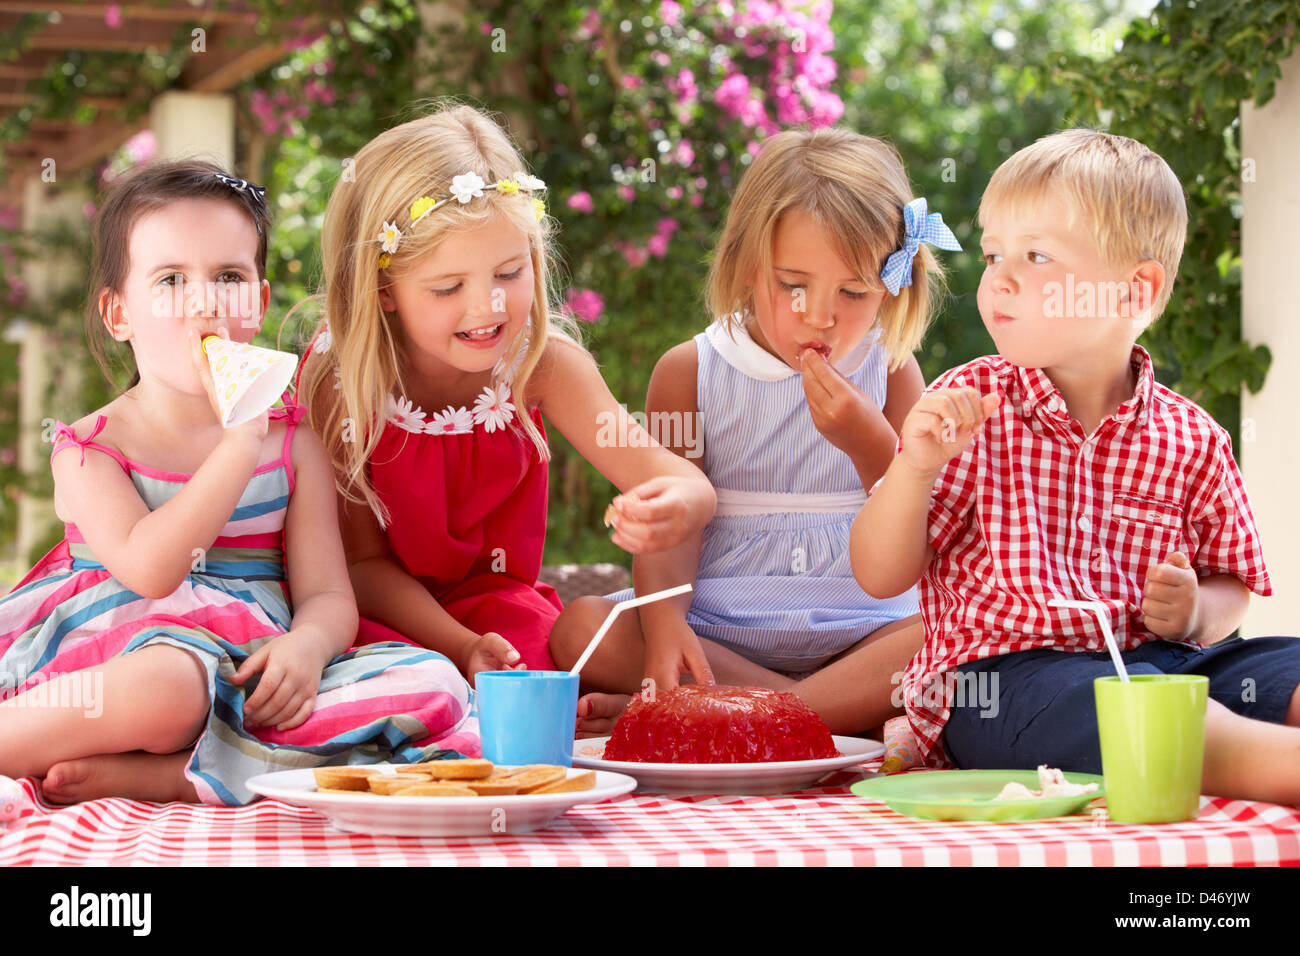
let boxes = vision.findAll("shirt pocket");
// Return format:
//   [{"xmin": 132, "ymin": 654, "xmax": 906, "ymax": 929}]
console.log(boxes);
[{"xmin": 1104, "ymin": 492, "xmax": 1185, "ymax": 568}]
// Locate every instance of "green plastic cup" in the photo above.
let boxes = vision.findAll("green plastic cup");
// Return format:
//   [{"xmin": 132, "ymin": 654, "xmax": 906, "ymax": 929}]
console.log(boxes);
[{"xmin": 1094, "ymin": 674, "xmax": 1208, "ymax": 823}]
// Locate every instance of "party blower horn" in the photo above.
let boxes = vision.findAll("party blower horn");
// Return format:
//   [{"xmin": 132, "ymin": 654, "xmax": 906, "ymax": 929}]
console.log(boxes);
[{"xmin": 200, "ymin": 335, "xmax": 299, "ymax": 427}]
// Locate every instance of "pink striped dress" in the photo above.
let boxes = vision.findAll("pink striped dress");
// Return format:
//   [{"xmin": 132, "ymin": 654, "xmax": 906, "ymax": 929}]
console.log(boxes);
[{"xmin": 0, "ymin": 402, "xmax": 480, "ymax": 805}]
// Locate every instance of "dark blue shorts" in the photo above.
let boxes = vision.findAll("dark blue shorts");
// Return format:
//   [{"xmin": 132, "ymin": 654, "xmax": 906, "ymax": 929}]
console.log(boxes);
[{"xmin": 940, "ymin": 636, "xmax": 1300, "ymax": 774}]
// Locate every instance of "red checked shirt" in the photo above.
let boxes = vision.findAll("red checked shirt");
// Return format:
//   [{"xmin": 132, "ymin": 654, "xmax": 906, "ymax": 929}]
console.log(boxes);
[{"xmin": 868, "ymin": 344, "xmax": 1272, "ymax": 764}]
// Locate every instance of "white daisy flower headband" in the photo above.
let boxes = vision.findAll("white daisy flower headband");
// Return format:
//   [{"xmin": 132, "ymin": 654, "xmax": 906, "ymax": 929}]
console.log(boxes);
[{"xmin": 376, "ymin": 170, "xmax": 547, "ymax": 269}]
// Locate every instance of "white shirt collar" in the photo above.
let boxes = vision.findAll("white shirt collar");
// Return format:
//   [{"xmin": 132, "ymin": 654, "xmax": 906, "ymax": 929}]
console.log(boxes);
[{"xmin": 705, "ymin": 315, "xmax": 879, "ymax": 382}]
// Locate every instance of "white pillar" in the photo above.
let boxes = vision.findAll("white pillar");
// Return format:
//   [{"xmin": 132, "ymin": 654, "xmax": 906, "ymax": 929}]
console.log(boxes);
[
  {"xmin": 150, "ymin": 91, "xmax": 235, "ymax": 167},
  {"xmin": 14, "ymin": 177, "xmax": 88, "ymax": 565},
  {"xmin": 1240, "ymin": 49, "xmax": 1300, "ymax": 637}
]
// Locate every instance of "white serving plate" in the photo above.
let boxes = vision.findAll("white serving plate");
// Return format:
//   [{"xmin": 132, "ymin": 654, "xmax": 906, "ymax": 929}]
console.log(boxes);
[
  {"xmin": 571, "ymin": 735, "xmax": 882, "ymax": 795},
  {"xmin": 246, "ymin": 766, "xmax": 638, "ymax": 836}
]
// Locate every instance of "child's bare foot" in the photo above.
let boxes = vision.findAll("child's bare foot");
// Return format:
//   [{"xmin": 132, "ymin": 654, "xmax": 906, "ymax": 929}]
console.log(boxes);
[
  {"xmin": 575, "ymin": 693, "xmax": 631, "ymax": 738},
  {"xmin": 41, "ymin": 751, "xmax": 199, "ymax": 804}
]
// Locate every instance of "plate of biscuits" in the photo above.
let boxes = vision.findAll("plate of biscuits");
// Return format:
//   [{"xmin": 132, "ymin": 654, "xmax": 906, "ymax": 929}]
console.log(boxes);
[{"xmin": 245, "ymin": 758, "xmax": 638, "ymax": 836}]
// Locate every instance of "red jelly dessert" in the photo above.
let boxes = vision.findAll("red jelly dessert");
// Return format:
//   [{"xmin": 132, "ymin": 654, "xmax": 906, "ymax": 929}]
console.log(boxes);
[{"xmin": 603, "ymin": 685, "xmax": 839, "ymax": 763}]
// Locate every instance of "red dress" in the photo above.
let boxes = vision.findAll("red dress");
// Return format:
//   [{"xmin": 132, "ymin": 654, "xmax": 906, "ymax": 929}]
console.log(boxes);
[{"xmin": 298, "ymin": 332, "xmax": 561, "ymax": 671}]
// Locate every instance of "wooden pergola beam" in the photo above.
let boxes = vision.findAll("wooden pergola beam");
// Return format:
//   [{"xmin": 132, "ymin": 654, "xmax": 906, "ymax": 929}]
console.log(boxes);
[
  {"xmin": 181, "ymin": 25, "xmax": 297, "ymax": 92},
  {"xmin": 0, "ymin": 3, "xmax": 315, "ymax": 204},
  {"xmin": 0, "ymin": 2, "xmax": 254, "ymax": 22},
  {"xmin": 0, "ymin": 92, "xmax": 125, "ymax": 107},
  {"xmin": 21, "ymin": 19, "xmax": 186, "ymax": 52}
]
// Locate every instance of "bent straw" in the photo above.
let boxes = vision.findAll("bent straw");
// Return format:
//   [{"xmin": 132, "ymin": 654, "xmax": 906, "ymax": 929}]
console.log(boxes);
[
  {"xmin": 569, "ymin": 583, "xmax": 694, "ymax": 677},
  {"xmin": 1049, "ymin": 598, "xmax": 1130, "ymax": 683}
]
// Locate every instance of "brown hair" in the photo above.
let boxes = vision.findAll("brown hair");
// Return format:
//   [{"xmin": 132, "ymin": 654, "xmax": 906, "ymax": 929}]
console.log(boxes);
[
  {"xmin": 86, "ymin": 159, "xmax": 272, "ymax": 389},
  {"xmin": 706, "ymin": 128, "xmax": 945, "ymax": 372}
]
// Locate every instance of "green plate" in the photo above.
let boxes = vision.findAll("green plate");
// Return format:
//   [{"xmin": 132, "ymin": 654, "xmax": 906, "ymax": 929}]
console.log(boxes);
[{"xmin": 850, "ymin": 770, "xmax": 1106, "ymax": 822}]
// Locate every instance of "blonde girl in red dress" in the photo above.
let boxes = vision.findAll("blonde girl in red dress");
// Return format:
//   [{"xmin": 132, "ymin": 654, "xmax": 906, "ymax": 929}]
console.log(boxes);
[{"xmin": 295, "ymin": 105, "xmax": 715, "ymax": 684}]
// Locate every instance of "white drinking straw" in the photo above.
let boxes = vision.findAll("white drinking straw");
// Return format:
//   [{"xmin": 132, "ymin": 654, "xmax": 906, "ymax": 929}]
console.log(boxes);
[
  {"xmin": 569, "ymin": 583, "xmax": 694, "ymax": 677},
  {"xmin": 1049, "ymin": 598, "xmax": 1130, "ymax": 682}
]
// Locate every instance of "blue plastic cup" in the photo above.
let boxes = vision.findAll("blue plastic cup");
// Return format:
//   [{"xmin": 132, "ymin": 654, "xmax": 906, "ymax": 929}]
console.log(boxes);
[{"xmin": 476, "ymin": 670, "xmax": 580, "ymax": 767}]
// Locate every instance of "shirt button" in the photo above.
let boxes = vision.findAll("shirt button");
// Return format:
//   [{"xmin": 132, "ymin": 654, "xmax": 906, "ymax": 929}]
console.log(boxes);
[
  {"xmin": 1048, "ymin": 397, "xmax": 1062, "ymax": 413},
  {"xmin": 1078, "ymin": 516, "xmax": 1091, "ymax": 531}
]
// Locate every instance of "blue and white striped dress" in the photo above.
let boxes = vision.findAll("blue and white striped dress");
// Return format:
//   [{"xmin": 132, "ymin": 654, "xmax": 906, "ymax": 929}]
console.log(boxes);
[{"xmin": 607, "ymin": 318, "xmax": 920, "ymax": 674}]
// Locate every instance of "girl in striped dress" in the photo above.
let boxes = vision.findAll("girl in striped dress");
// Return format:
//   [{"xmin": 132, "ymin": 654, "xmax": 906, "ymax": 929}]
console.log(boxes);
[
  {"xmin": 0, "ymin": 161, "xmax": 477, "ymax": 806},
  {"xmin": 551, "ymin": 129, "xmax": 962, "ymax": 735}
]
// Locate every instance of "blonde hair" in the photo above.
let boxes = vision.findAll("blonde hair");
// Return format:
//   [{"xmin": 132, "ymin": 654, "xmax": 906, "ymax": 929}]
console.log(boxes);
[
  {"xmin": 295, "ymin": 102, "xmax": 584, "ymax": 526},
  {"xmin": 705, "ymin": 128, "xmax": 944, "ymax": 372},
  {"xmin": 978, "ymin": 128, "xmax": 1187, "ymax": 317}
]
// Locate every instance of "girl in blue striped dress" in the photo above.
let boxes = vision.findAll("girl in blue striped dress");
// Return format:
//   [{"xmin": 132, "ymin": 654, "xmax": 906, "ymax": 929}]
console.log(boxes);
[
  {"xmin": 0, "ymin": 161, "xmax": 477, "ymax": 805},
  {"xmin": 551, "ymin": 128, "xmax": 962, "ymax": 735}
]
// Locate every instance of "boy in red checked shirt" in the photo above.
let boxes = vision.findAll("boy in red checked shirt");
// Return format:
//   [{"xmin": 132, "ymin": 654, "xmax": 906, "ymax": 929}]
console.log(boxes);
[{"xmin": 852, "ymin": 129, "xmax": 1300, "ymax": 805}]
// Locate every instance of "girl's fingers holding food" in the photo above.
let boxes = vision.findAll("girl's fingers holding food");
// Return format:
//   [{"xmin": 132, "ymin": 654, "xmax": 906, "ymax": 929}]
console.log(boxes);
[
  {"xmin": 980, "ymin": 391, "xmax": 1003, "ymax": 420},
  {"xmin": 958, "ymin": 388, "xmax": 984, "ymax": 427}
]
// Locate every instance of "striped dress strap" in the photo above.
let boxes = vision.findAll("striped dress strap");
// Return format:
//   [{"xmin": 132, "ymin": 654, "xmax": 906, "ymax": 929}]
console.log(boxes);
[
  {"xmin": 267, "ymin": 401, "xmax": 306, "ymax": 492},
  {"xmin": 50, "ymin": 416, "xmax": 130, "ymax": 471}
]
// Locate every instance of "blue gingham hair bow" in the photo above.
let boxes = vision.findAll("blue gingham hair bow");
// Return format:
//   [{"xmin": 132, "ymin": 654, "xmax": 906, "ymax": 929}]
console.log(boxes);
[{"xmin": 879, "ymin": 197, "xmax": 962, "ymax": 295}]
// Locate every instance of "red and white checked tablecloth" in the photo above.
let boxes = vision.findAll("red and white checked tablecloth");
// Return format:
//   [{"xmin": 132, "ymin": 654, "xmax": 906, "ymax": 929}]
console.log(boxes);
[{"xmin": 3, "ymin": 765, "xmax": 1298, "ymax": 866}]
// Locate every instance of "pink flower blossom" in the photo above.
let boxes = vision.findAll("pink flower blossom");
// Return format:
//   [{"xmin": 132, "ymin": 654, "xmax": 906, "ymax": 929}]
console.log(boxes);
[
  {"xmin": 655, "ymin": 217, "xmax": 680, "ymax": 236},
  {"xmin": 651, "ymin": 51, "xmax": 671, "ymax": 67},
  {"xmin": 566, "ymin": 288, "xmax": 606, "ymax": 322},
  {"xmin": 667, "ymin": 68, "xmax": 697, "ymax": 104},
  {"xmin": 615, "ymin": 241, "xmax": 649, "ymax": 268},
  {"xmin": 810, "ymin": 90, "xmax": 844, "ymax": 128},
  {"xmin": 647, "ymin": 234, "xmax": 669, "ymax": 258},
  {"xmin": 577, "ymin": 10, "xmax": 601, "ymax": 39},
  {"xmin": 714, "ymin": 73, "xmax": 752, "ymax": 117},
  {"xmin": 285, "ymin": 31, "xmax": 325, "ymax": 51},
  {"xmin": 660, "ymin": 0, "xmax": 682, "ymax": 26},
  {"xmin": 105, "ymin": 3, "xmax": 122, "ymax": 28},
  {"xmin": 619, "ymin": 185, "xmax": 636, "ymax": 202},
  {"xmin": 621, "ymin": 75, "xmax": 642, "ymax": 90},
  {"xmin": 124, "ymin": 130, "xmax": 155, "ymax": 165},
  {"xmin": 804, "ymin": 53, "xmax": 837, "ymax": 86},
  {"xmin": 6, "ymin": 277, "xmax": 28, "ymax": 308},
  {"xmin": 689, "ymin": 194, "xmax": 704, "ymax": 207},
  {"xmin": 667, "ymin": 186, "xmax": 683, "ymax": 200},
  {"xmin": 673, "ymin": 141, "xmax": 694, "ymax": 166},
  {"xmin": 566, "ymin": 191, "xmax": 595, "ymax": 214}
]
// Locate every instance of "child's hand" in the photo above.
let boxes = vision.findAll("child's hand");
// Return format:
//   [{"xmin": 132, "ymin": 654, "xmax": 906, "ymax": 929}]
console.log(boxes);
[
  {"xmin": 464, "ymin": 631, "xmax": 525, "ymax": 686},
  {"xmin": 232, "ymin": 628, "xmax": 332, "ymax": 731},
  {"xmin": 606, "ymin": 476, "xmax": 712, "ymax": 554},
  {"xmin": 898, "ymin": 386, "xmax": 1001, "ymax": 477},
  {"xmin": 1141, "ymin": 551, "xmax": 1199, "ymax": 641},
  {"xmin": 644, "ymin": 621, "xmax": 714, "ymax": 695},
  {"xmin": 575, "ymin": 692, "xmax": 631, "ymax": 738},
  {"xmin": 798, "ymin": 348, "xmax": 887, "ymax": 456}
]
